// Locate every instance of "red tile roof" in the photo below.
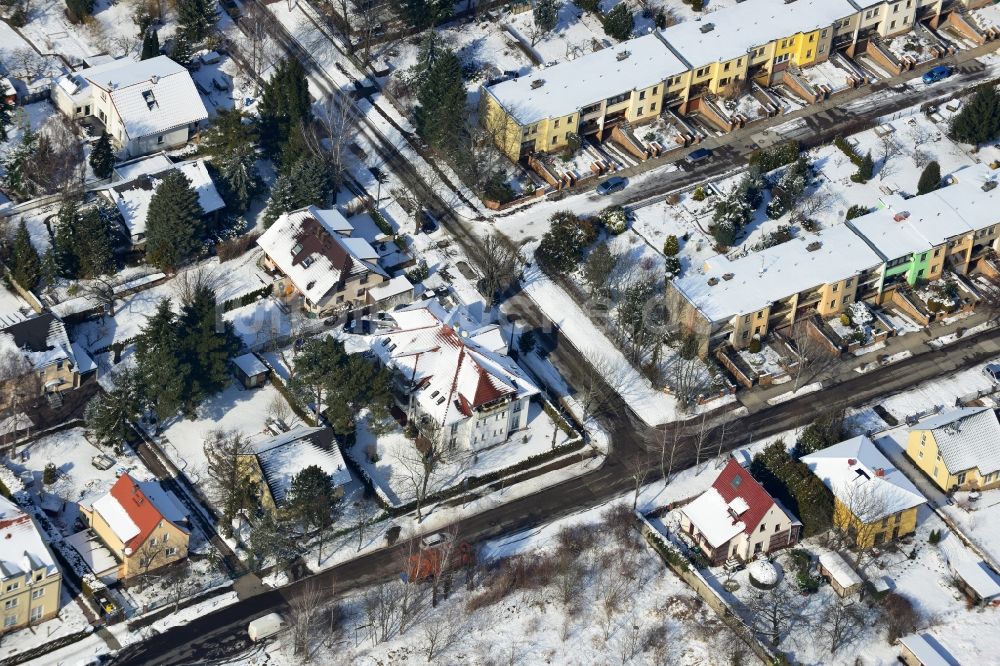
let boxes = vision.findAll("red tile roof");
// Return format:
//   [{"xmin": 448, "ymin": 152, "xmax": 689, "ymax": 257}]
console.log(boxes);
[
  {"xmin": 108, "ymin": 474, "xmax": 170, "ymax": 550},
  {"xmin": 711, "ymin": 458, "xmax": 776, "ymax": 535}
]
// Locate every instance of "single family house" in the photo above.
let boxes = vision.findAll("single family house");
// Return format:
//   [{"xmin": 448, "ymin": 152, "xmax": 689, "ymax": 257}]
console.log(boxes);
[{"xmin": 906, "ymin": 407, "xmax": 1000, "ymax": 492}]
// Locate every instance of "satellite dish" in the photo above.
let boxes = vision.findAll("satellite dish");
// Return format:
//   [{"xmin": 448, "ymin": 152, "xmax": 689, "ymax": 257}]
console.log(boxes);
[{"xmin": 124, "ymin": 547, "xmax": 133, "ymax": 556}]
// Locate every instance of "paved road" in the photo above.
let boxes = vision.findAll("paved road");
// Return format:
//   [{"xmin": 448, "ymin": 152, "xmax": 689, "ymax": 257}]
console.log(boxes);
[{"xmin": 110, "ymin": 324, "xmax": 1000, "ymax": 665}]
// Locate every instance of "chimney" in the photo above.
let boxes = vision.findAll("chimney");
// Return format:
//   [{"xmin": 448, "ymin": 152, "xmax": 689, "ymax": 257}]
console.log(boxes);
[
  {"xmin": 530, "ymin": 79, "xmax": 545, "ymax": 89},
  {"xmin": 893, "ymin": 211, "xmax": 910, "ymax": 222},
  {"xmin": 616, "ymin": 50, "xmax": 631, "ymax": 61},
  {"xmin": 150, "ymin": 74, "xmax": 159, "ymax": 85},
  {"xmin": 700, "ymin": 23, "xmax": 715, "ymax": 33},
  {"xmin": 847, "ymin": 458, "xmax": 856, "ymax": 466},
  {"xmin": 875, "ymin": 468, "xmax": 886, "ymax": 477}
]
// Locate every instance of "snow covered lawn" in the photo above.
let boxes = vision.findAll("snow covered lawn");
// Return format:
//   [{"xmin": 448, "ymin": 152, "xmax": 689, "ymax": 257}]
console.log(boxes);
[
  {"xmin": 349, "ymin": 401, "xmax": 577, "ymax": 508},
  {"xmin": 942, "ymin": 489, "xmax": 1000, "ymax": 566},
  {"xmin": 0, "ymin": 590, "xmax": 91, "ymax": 663}
]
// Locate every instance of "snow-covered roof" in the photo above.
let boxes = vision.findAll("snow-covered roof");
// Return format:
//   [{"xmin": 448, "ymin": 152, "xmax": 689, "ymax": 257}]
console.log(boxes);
[
  {"xmin": 232, "ymin": 352, "xmax": 269, "ymax": 378},
  {"xmin": 682, "ymin": 458, "xmax": 787, "ymax": 548},
  {"xmin": 113, "ymin": 153, "xmax": 174, "ymax": 182},
  {"xmin": 673, "ymin": 224, "xmax": 882, "ymax": 323},
  {"xmin": 67, "ymin": 56, "xmax": 208, "ymax": 140},
  {"xmin": 0, "ymin": 495, "xmax": 59, "ymax": 579},
  {"xmin": 64, "ymin": 529, "xmax": 119, "ymax": 576},
  {"xmin": 485, "ymin": 34, "xmax": 688, "ymax": 125},
  {"xmin": 898, "ymin": 634, "xmax": 952, "ymax": 666},
  {"xmin": 816, "ymin": 549, "xmax": 862, "ymax": 590},
  {"xmin": 257, "ymin": 206, "xmax": 388, "ymax": 307},
  {"xmin": 914, "ymin": 407, "xmax": 1000, "ymax": 477},
  {"xmin": 0, "ymin": 285, "xmax": 32, "ymax": 328},
  {"xmin": 801, "ymin": 436, "xmax": 927, "ymax": 521},
  {"xmin": 0, "ymin": 313, "xmax": 76, "ymax": 372},
  {"xmin": 373, "ymin": 301, "xmax": 539, "ymax": 429},
  {"xmin": 661, "ymin": 0, "xmax": 857, "ymax": 68},
  {"xmin": 71, "ymin": 343, "xmax": 97, "ymax": 374},
  {"xmin": 682, "ymin": 487, "xmax": 747, "ymax": 548},
  {"xmin": 951, "ymin": 559, "xmax": 1000, "ymax": 601},
  {"xmin": 109, "ymin": 158, "xmax": 224, "ymax": 239},
  {"xmin": 848, "ymin": 164, "xmax": 1000, "ymax": 261},
  {"xmin": 88, "ymin": 474, "xmax": 189, "ymax": 550},
  {"xmin": 252, "ymin": 427, "xmax": 351, "ymax": 505},
  {"xmin": 368, "ymin": 275, "xmax": 414, "ymax": 302}
]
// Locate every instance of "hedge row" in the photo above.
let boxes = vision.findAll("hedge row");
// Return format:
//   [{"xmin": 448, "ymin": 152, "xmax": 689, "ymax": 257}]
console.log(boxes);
[
  {"xmin": 222, "ymin": 283, "xmax": 273, "ymax": 313},
  {"xmin": 747, "ymin": 140, "xmax": 800, "ymax": 173},
  {"xmin": 268, "ymin": 372, "xmax": 317, "ymax": 427}
]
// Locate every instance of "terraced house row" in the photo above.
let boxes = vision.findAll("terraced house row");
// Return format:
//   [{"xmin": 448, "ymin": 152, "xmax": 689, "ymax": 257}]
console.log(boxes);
[
  {"xmin": 481, "ymin": 0, "xmax": 989, "ymax": 161},
  {"xmin": 666, "ymin": 164, "xmax": 1000, "ymax": 353}
]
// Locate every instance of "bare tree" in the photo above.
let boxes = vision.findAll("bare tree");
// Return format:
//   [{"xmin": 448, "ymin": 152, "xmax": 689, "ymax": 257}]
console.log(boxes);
[
  {"xmin": 164, "ymin": 563, "xmax": 193, "ymax": 613},
  {"xmin": 133, "ymin": 538, "xmax": 166, "ymax": 592},
  {"xmin": 33, "ymin": 115, "xmax": 85, "ymax": 196},
  {"xmin": 644, "ymin": 422, "xmax": 683, "ymax": 485},
  {"xmin": 235, "ymin": 1, "xmax": 278, "ymax": 97},
  {"xmin": 362, "ymin": 580, "xmax": 403, "ymax": 645},
  {"xmin": 878, "ymin": 133, "xmax": 904, "ymax": 182},
  {"xmin": 785, "ymin": 321, "xmax": 839, "ymax": 392},
  {"xmin": 466, "ymin": 233, "xmax": 523, "ymax": 306},
  {"xmin": 202, "ymin": 429, "xmax": 258, "ymax": 534},
  {"xmin": 745, "ymin": 579, "xmax": 804, "ymax": 648},
  {"xmin": 172, "ymin": 265, "xmax": 230, "ymax": 307},
  {"xmin": 312, "ymin": 95, "xmax": 359, "ymax": 193},
  {"xmin": 266, "ymin": 393, "xmax": 293, "ymax": 425},
  {"xmin": 596, "ymin": 556, "xmax": 630, "ymax": 640},
  {"xmin": 393, "ymin": 427, "xmax": 441, "ymax": 521},
  {"xmin": 836, "ymin": 478, "xmax": 891, "ymax": 569},
  {"xmin": 422, "ymin": 605, "xmax": 461, "ymax": 661},
  {"xmin": 668, "ymin": 355, "xmax": 711, "ymax": 412},
  {"xmin": 616, "ymin": 617, "xmax": 644, "ymax": 664},
  {"xmin": 579, "ymin": 349, "xmax": 632, "ymax": 421},
  {"xmin": 624, "ymin": 450, "xmax": 653, "ymax": 511},
  {"xmin": 975, "ymin": 277, "xmax": 1000, "ymax": 326},
  {"xmin": 693, "ymin": 412, "xmax": 710, "ymax": 468},
  {"xmin": 288, "ymin": 583, "xmax": 328, "ymax": 659},
  {"xmin": 820, "ymin": 601, "xmax": 869, "ymax": 653},
  {"xmin": 794, "ymin": 189, "xmax": 832, "ymax": 224}
]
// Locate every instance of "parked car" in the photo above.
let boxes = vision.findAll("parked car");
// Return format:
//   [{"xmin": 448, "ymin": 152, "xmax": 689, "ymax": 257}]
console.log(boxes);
[
  {"xmin": 922, "ymin": 65, "xmax": 953, "ymax": 84},
  {"xmin": 983, "ymin": 363, "xmax": 1000, "ymax": 383},
  {"xmin": 248, "ymin": 613, "xmax": 286, "ymax": 642},
  {"xmin": 91, "ymin": 454, "xmax": 115, "ymax": 471},
  {"xmin": 685, "ymin": 147, "xmax": 713, "ymax": 163},
  {"xmin": 419, "ymin": 210, "xmax": 439, "ymax": 234},
  {"xmin": 596, "ymin": 176, "xmax": 627, "ymax": 196},
  {"xmin": 343, "ymin": 319, "xmax": 375, "ymax": 335}
]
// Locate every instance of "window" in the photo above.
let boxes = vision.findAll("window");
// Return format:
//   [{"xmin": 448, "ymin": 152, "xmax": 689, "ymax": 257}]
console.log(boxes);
[
  {"xmin": 731, "ymin": 475, "xmax": 742, "ymax": 489},
  {"xmin": 150, "ymin": 537, "xmax": 157, "ymax": 546},
  {"xmin": 958, "ymin": 471, "xmax": 967, "ymax": 485},
  {"xmin": 4, "ymin": 599, "xmax": 17, "ymax": 610},
  {"xmin": 696, "ymin": 67, "xmax": 709, "ymax": 77},
  {"xmin": 821, "ymin": 29, "xmax": 828, "ymax": 38},
  {"xmin": 650, "ymin": 103, "xmax": 656, "ymax": 112},
  {"xmin": 757, "ymin": 311, "xmax": 763, "ymax": 319},
  {"xmin": 5, "ymin": 583, "xmax": 18, "ymax": 593},
  {"xmin": 157, "ymin": 135, "xmax": 164, "ymax": 145},
  {"xmin": 842, "ymin": 296, "xmax": 849, "ymax": 304},
  {"xmin": 918, "ymin": 450, "xmax": 924, "ymax": 458},
  {"xmin": 719, "ymin": 78, "xmax": 730, "ymax": 87},
  {"xmin": 832, "ymin": 284, "xmax": 839, "ymax": 293},
  {"xmin": 775, "ymin": 53, "xmax": 790, "ymax": 64},
  {"xmin": 830, "ymin": 300, "xmax": 836, "ymax": 309},
  {"xmin": 30, "ymin": 606, "xmax": 42, "ymax": 621},
  {"xmin": 744, "ymin": 315, "xmax": 751, "ymax": 323},
  {"xmin": 774, "ymin": 523, "xmax": 780, "ymax": 532},
  {"xmin": 920, "ymin": 253, "xmax": 927, "ymax": 262},
  {"xmin": 934, "ymin": 248, "xmax": 941, "ymax": 257},
  {"xmin": 166, "ymin": 547, "xmax": 177, "ymax": 557},
  {"xmin": 636, "ymin": 106, "xmax": 643, "ymax": 115},
  {"xmin": 639, "ymin": 91, "xmax": 646, "ymax": 100},
  {"xmin": 759, "ymin": 524, "xmax": 766, "ymax": 533},
  {"xmin": 3, "ymin": 616, "xmax": 15, "ymax": 628},
  {"xmin": 806, "ymin": 50, "xmax": 812, "ymax": 59},
  {"xmin": 31, "ymin": 588, "xmax": 44, "ymax": 600},
  {"xmin": 933, "ymin": 466, "xmax": 939, "ymax": 476},
  {"xmin": 741, "ymin": 331, "xmax": 749, "ymax": 340},
  {"xmin": 754, "ymin": 326, "xmax": 761, "ymax": 335},
  {"xmin": 724, "ymin": 62, "xmax": 731, "ymax": 72},
  {"xmin": 554, "ymin": 119, "xmax": 560, "ymax": 128}
]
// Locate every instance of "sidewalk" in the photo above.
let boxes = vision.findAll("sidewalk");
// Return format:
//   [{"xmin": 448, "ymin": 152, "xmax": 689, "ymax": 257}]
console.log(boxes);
[{"xmin": 739, "ymin": 311, "xmax": 1000, "ymax": 412}]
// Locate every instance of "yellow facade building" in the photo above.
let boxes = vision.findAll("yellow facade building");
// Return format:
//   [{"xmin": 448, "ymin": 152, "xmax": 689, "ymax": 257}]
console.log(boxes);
[
  {"xmin": 802, "ymin": 436, "xmax": 926, "ymax": 549},
  {"xmin": 481, "ymin": 0, "xmax": 971, "ymax": 161},
  {"xmin": 906, "ymin": 408, "xmax": 1000, "ymax": 492},
  {"xmin": 0, "ymin": 496, "xmax": 62, "ymax": 634}
]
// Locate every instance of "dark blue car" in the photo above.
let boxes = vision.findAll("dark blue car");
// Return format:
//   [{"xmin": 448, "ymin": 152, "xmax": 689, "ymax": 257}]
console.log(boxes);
[
  {"xmin": 922, "ymin": 65, "xmax": 952, "ymax": 84},
  {"xmin": 596, "ymin": 176, "xmax": 627, "ymax": 196}
]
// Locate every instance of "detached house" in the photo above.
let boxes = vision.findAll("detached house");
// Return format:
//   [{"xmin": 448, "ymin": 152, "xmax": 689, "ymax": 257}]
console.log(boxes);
[
  {"xmin": 52, "ymin": 56, "xmax": 208, "ymax": 158},
  {"xmin": 0, "ymin": 496, "xmax": 62, "ymax": 633},
  {"xmin": 373, "ymin": 301, "xmax": 540, "ymax": 451},
  {"xmin": 680, "ymin": 458, "xmax": 801, "ymax": 565},
  {"xmin": 802, "ymin": 436, "xmax": 926, "ymax": 549},
  {"xmin": 80, "ymin": 474, "xmax": 190, "ymax": 580},
  {"xmin": 258, "ymin": 206, "xmax": 390, "ymax": 315},
  {"xmin": 238, "ymin": 427, "xmax": 352, "ymax": 515},
  {"xmin": 906, "ymin": 408, "xmax": 1000, "ymax": 492},
  {"xmin": 0, "ymin": 313, "xmax": 95, "ymax": 405}
]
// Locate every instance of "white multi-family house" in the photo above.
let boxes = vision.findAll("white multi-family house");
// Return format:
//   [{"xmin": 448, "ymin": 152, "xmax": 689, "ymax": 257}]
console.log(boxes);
[
  {"xmin": 52, "ymin": 56, "xmax": 208, "ymax": 158},
  {"xmin": 373, "ymin": 301, "xmax": 540, "ymax": 451}
]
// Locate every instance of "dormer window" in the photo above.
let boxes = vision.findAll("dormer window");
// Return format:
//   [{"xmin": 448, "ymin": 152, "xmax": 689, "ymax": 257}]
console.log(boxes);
[
  {"xmin": 142, "ymin": 90, "xmax": 157, "ymax": 110},
  {"xmin": 302, "ymin": 256, "xmax": 314, "ymax": 268},
  {"xmin": 292, "ymin": 242, "xmax": 303, "ymax": 255},
  {"xmin": 730, "ymin": 475, "xmax": 742, "ymax": 489}
]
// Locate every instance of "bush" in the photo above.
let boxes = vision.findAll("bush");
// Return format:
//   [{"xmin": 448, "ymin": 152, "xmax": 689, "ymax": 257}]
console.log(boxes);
[
  {"xmin": 917, "ymin": 161, "xmax": 941, "ymax": 195},
  {"xmin": 602, "ymin": 3, "xmax": 634, "ymax": 41},
  {"xmin": 748, "ymin": 141, "xmax": 800, "ymax": 173},
  {"xmin": 43, "ymin": 463, "xmax": 57, "ymax": 485},
  {"xmin": 845, "ymin": 204, "xmax": 869, "ymax": 220},
  {"xmin": 949, "ymin": 86, "xmax": 1000, "ymax": 146},
  {"xmin": 370, "ymin": 209, "xmax": 394, "ymax": 236},
  {"xmin": 216, "ymin": 233, "xmax": 260, "ymax": 262},
  {"xmin": 599, "ymin": 205, "xmax": 628, "ymax": 234},
  {"xmin": 796, "ymin": 571, "xmax": 820, "ymax": 593},
  {"xmin": 850, "ymin": 152, "xmax": 874, "ymax": 183},
  {"xmin": 879, "ymin": 592, "xmax": 919, "ymax": 643},
  {"xmin": 536, "ymin": 211, "xmax": 597, "ymax": 273},
  {"xmin": 666, "ymin": 192, "xmax": 680, "ymax": 205},
  {"xmin": 929, "ymin": 529, "xmax": 942, "ymax": 544},
  {"xmin": 664, "ymin": 255, "xmax": 681, "ymax": 280},
  {"xmin": 484, "ymin": 174, "xmax": 516, "ymax": 204},
  {"xmin": 748, "ymin": 336, "xmax": 761, "ymax": 353},
  {"xmin": 663, "ymin": 234, "xmax": 680, "ymax": 256},
  {"xmin": 692, "ymin": 185, "xmax": 707, "ymax": 201},
  {"xmin": 839, "ymin": 313, "xmax": 851, "ymax": 326},
  {"xmin": 576, "ymin": 0, "xmax": 599, "ymax": 12},
  {"xmin": 566, "ymin": 132, "xmax": 582, "ymax": 153},
  {"xmin": 405, "ymin": 259, "xmax": 429, "ymax": 283}
]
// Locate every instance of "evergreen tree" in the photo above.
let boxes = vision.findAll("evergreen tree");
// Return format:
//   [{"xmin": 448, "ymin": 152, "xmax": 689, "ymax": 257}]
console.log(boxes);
[
  {"xmin": 170, "ymin": 34, "xmax": 194, "ymax": 67},
  {"xmin": 178, "ymin": 286, "xmax": 241, "ymax": 408},
  {"xmin": 262, "ymin": 154, "xmax": 333, "ymax": 226},
  {"xmin": 398, "ymin": 0, "xmax": 449, "ymax": 29},
  {"xmin": 134, "ymin": 299, "xmax": 187, "ymax": 420},
  {"xmin": 262, "ymin": 171, "xmax": 297, "ymax": 228},
  {"xmin": 12, "ymin": 220, "xmax": 40, "ymax": 289},
  {"xmin": 258, "ymin": 58, "xmax": 312, "ymax": 157},
  {"xmin": 41, "ymin": 248, "xmax": 59, "ymax": 290},
  {"xmin": 145, "ymin": 170, "xmax": 204, "ymax": 271},
  {"xmin": 414, "ymin": 50, "xmax": 466, "ymax": 158},
  {"xmin": 533, "ymin": 0, "xmax": 559, "ymax": 36},
  {"xmin": 246, "ymin": 511, "xmax": 299, "ymax": 572},
  {"xmin": 535, "ymin": 211, "xmax": 598, "ymax": 273},
  {"xmin": 89, "ymin": 131, "xmax": 115, "ymax": 179},
  {"xmin": 949, "ymin": 86, "xmax": 1000, "ymax": 147},
  {"xmin": 203, "ymin": 109, "xmax": 260, "ymax": 212},
  {"xmin": 2, "ymin": 128, "xmax": 38, "ymax": 201},
  {"xmin": 851, "ymin": 151, "xmax": 874, "ymax": 183},
  {"xmin": 53, "ymin": 199, "xmax": 81, "ymax": 279},
  {"xmin": 0, "ymin": 82, "xmax": 14, "ymax": 142},
  {"xmin": 917, "ymin": 160, "xmax": 941, "ymax": 195},
  {"xmin": 178, "ymin": 0, "xmax": 218, "ymax": 43},
  {"xmin": 663, "ymin": 234, "xmax": 680, "ymax": 256},
  {"xmin": 65, "ymin": 0, "xmax": 94, "ymax": 23},
  {"xmin": 602, "ymin": 3, "xmax": 633, "ymax": 41},
  {"xmin": 85, "ymin": 370, "xmax": 141, "ymax": 450},
  {"xmin": 287, "ymin": 465, "xmax": 338, "ymax": 533},
  {"xmin": 140, "ymin": 28, "xmax": 160, "ymax": 60},
  {"xmin": 75, "ymin": 208, "xmax": 115, "ymax": 278}
]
